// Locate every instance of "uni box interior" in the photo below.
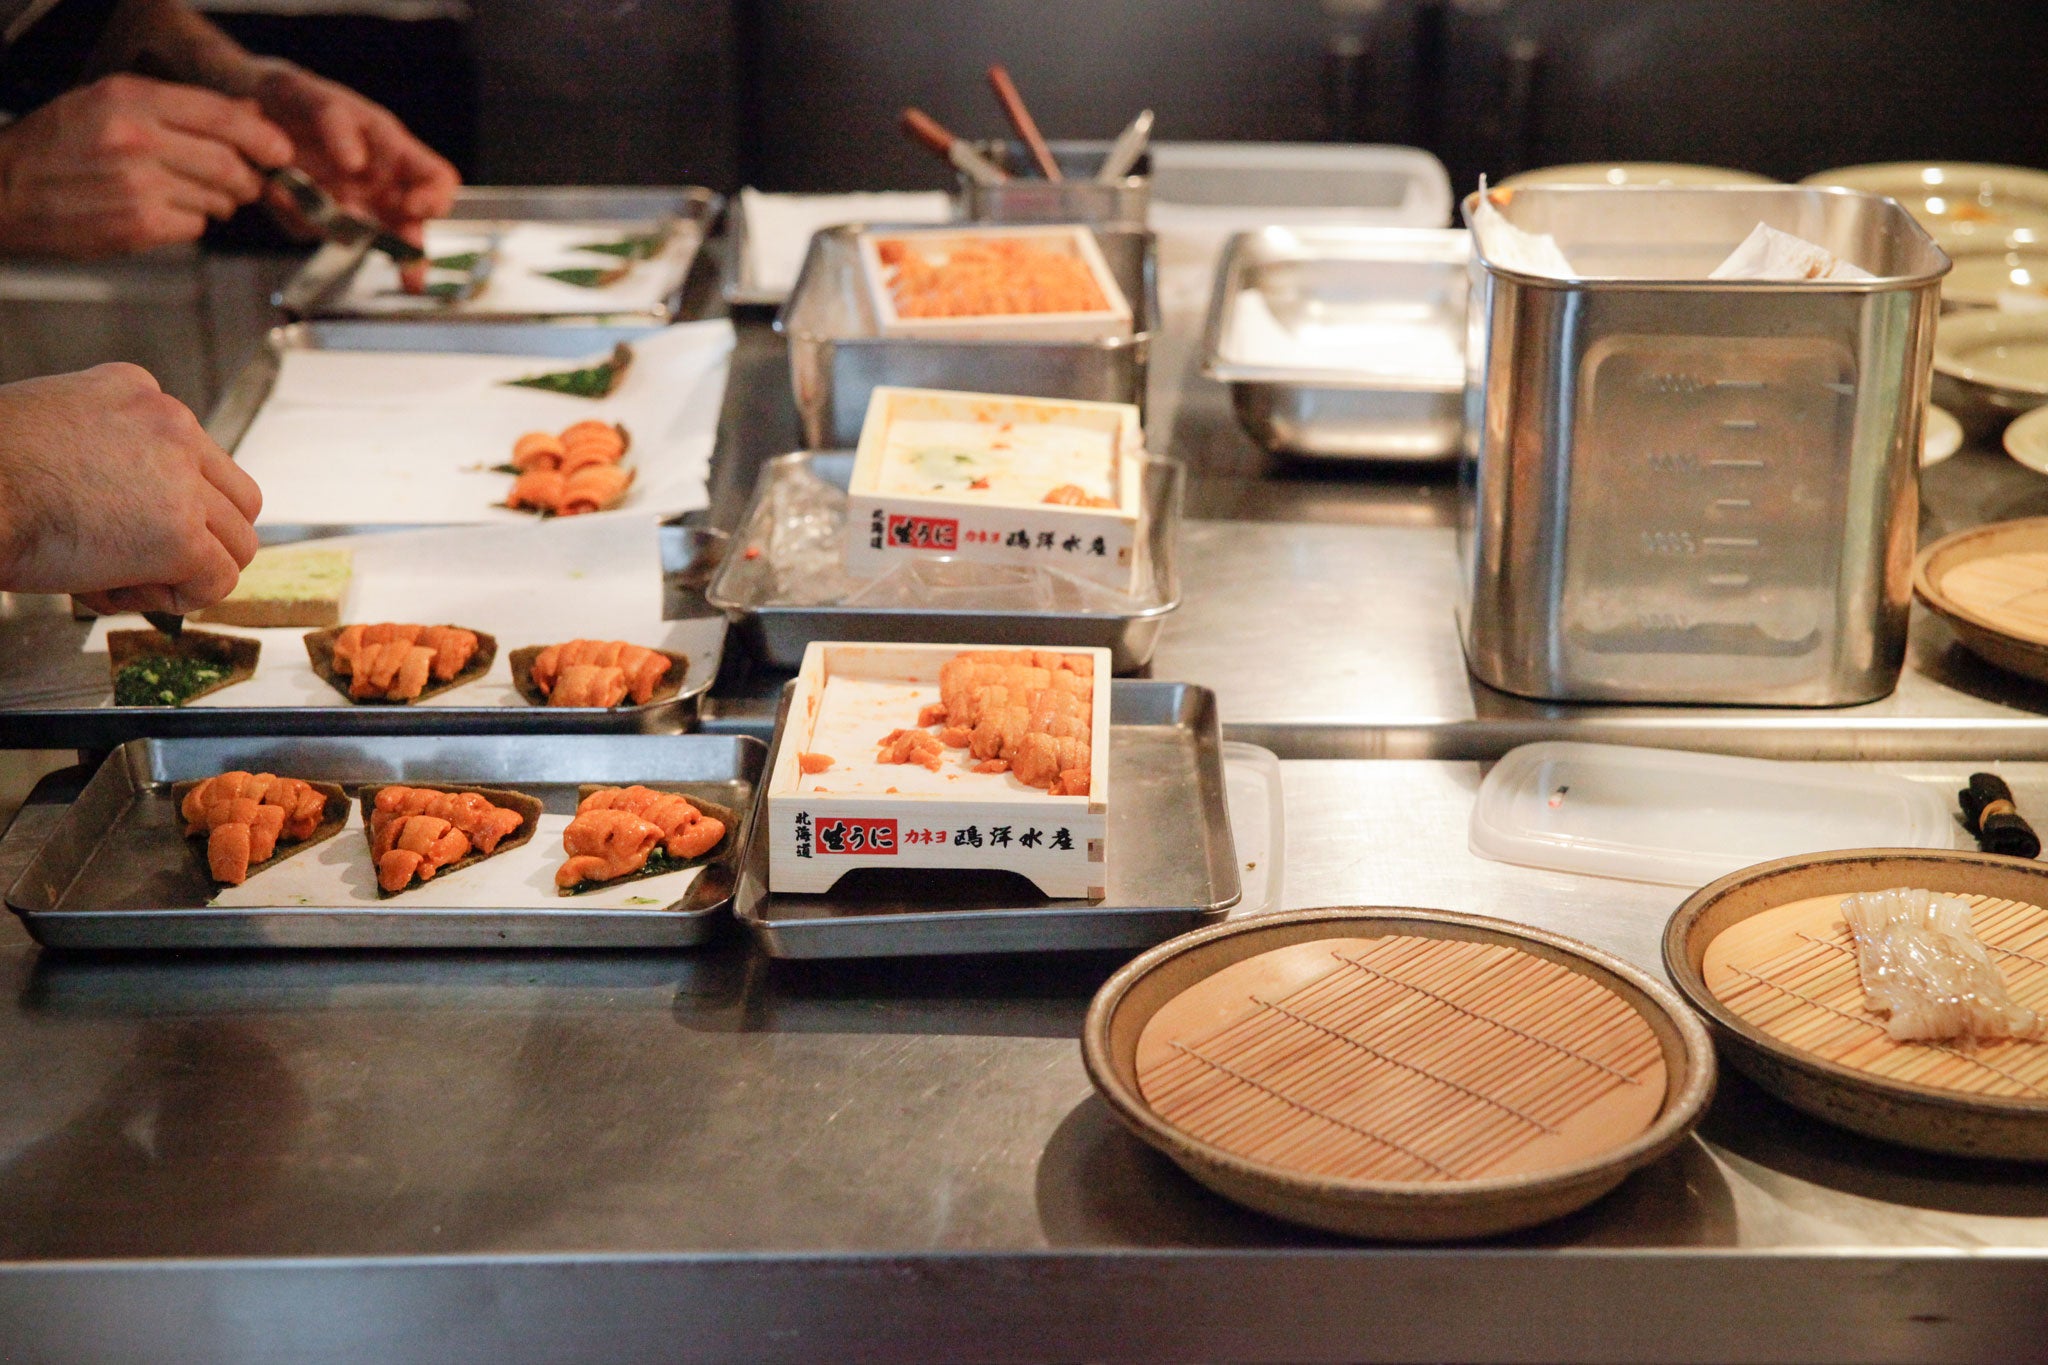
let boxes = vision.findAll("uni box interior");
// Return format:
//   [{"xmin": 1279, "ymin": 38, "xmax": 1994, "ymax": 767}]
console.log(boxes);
[
  {"xmin": 844, "ymin": 386, "xmax": 1148, "ymax": 592},
  {"xmin": 856, "ymin": 224, "xmax": 1133, "ymax": 342},
  {"xmin": 766, "ymin": 642, "xmax": 1111, "ymax": 898}
]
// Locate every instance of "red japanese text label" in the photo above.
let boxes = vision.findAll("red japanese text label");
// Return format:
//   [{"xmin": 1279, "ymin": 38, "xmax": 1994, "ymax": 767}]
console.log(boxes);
[
  {"xmin": 886, "ymin": 514, "xmax": 959, "ymax": 551},
  {"xmin": 813, "ymin": 817, "xmax": 898, "ymax": 855}
]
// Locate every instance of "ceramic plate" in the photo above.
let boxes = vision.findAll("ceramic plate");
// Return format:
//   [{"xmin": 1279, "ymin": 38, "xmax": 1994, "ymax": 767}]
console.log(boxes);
[
  {"xmin": 1924, "ymin": 404, "xmax": 1963, "ymax": 466},
  {"xmin": 1802, "ymin": 163, "xmax": 2048, "ymax": 244},
  {"xmin": 1936, "ymin": 310, "xmax": 2048, "ymax": 398},
  {"xmin": 1940, "ymin": 232, "xmax": 2048, "ymax": 309},
  {"xmin": 1500, "ymin": 162, "xmax": 1776, "ymax": 190},
  {"xmin": 2004, "ymin": 404, "xmax": 2048, "ymax": 475}
]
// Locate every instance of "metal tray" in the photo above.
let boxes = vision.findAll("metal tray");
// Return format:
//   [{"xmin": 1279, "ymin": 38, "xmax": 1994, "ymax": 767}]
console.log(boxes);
[
  {"xmin": 6, "ymin": 733, "xmax": 764, "ymax": 950},
  {"xmin": 734, "ymin": 680, "xmax": 1241, "ymax": 958},
  {"xmin": 705, "ymin": 451, "xmax": 1182, "ymax": 674},
  {"xmin": 278, "ymin": 185, "xmax": 722, "ymax": 321},
  {"xmin": 775, "ymin": 223, "xmax": 1159, "ymax": 449},
  {"xmin": 1201, "ymin": 226, "xmax": 1469, "ymax": 463},
  {"xmin": 207, "ymin": 319, "xmax": 674, "ymax": 540},
  {"xmin": 0, "ymin": 524, "xmax": 728, "ymax": 748}
]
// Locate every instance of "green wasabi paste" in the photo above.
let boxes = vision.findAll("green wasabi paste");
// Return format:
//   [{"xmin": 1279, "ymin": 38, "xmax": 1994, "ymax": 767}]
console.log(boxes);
[{"xmin": 114, "ymin": 656, "xmax": 230, "ymax": 707}]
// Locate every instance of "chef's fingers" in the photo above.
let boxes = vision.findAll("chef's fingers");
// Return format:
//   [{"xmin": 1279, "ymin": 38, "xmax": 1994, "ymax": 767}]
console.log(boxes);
[
  {"xmin": 309, "ymin": 98, "xmax": 370, "ymax": 176},
  {"xmin": 146, "ymin": 82, "xmax": 295, "ymax": 172},
  {"xmin": 200, "ymin": 479, "xmax": 260, "ymax": 570},
  {"xmin": 200, "ymin": 444, "xmax": 262, "ymax": 524},
  {"xmin": 151, "ymin": 125, "xmax": 266, "ymax": 205},
  {"xmin": 160, "ymin": 536, "xmax": 243, "ymax": 614},
  {"xmin": 81, "ymin": 584, "xmax": 179, "ymax": 616}
]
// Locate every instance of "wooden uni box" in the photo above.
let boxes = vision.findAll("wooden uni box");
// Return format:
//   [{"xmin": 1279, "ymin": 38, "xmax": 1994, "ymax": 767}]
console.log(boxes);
[
  {"xmin": 843, "ymin": 386, "xmax": 1148, "ymax": 592},
  {"xmin": 855, "ymin": 223, "xmax": 1133, "ymax": 341},
  {"xmin": 766, "ymin": 642, "xmax": 1111, "ymax": 898}
]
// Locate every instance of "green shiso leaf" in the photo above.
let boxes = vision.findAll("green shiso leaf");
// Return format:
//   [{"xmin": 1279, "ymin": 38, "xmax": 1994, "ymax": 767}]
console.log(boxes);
[{"xmin": 503, "ymin": 342, "xmax": 635, "ymax": 399}]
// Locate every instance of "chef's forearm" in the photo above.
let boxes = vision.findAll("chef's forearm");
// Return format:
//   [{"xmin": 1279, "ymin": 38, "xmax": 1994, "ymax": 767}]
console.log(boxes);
[{"xmin": 88, "ymin": 0, "xmax": 284, "ymax": 98}]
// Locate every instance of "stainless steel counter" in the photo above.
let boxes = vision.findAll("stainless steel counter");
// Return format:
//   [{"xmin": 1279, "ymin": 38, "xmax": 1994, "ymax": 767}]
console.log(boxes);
[
  {"xmin": 8, "ymin": 274, "xmax": 2048, "ymax": 1362},
  {"xmin": 4, "ymin": 759, "xmax": 2048, "ymax": 1362}
]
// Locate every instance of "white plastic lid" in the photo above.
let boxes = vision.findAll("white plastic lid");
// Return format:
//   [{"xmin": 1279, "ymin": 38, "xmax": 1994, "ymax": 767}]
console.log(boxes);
[{"xmin": 1469, "ymin": 742, "xmax": 1961, "ymax": 887}]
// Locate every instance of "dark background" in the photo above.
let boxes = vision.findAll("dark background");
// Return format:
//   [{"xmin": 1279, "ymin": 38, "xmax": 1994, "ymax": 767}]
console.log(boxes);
[{"xmin": 218, "ymin": 0, "xmax": 2048, "ymax": 193}]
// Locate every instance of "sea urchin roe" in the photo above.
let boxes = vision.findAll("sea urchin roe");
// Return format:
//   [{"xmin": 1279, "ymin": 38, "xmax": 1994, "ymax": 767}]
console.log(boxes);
[
  {"xmin": 113, "ymin": 656, "xmax": 230, "ymax": 707},
  {"xmin": 879, "ymin": 237, "xmax": 1109, "ymax": 319}
]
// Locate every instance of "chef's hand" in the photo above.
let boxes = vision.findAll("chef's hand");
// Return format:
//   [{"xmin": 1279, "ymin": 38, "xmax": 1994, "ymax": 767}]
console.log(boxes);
[
  {"xmin": 0, "ymin": 365, "xmax": 261, "ymax": 613},
  {"xmin": 245, "ymin": 60, "xmax": 457, "ymax": 288},
  {"xmin": 0, "ymin": 74, "xmax": 293, "ymax": 258}
]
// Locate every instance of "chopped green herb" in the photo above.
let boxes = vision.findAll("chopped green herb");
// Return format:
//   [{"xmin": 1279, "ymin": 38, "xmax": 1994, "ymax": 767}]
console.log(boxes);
[
  {"xmin": 504, "ymin": 341, "xmax": 635, "ymax": 399},
  {"xmin": 114, "ymin": 655, "xmax": 230, "ymax": 707},
  {"xmin": 573, "ymin": 233, "xmax": 666, "ymax": 260},
  {"xmin": 567, "ymin": 845, "xmax": 693, "ymax": 896},
  {"xmin": 540, "ymin": 265, "xmax": 629, "ymax": 289},
  {"xmin": 423, "ymin": 280, "xmax": 466, "ymax": 302},
  {"xmin": 430, "ymin": 250, "xmax": 484, "ymax": 271}
]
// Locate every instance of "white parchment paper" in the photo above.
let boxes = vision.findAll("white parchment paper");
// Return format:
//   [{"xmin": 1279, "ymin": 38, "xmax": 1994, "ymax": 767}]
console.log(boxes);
[
  {"xmin": 208, "ymin": 806, "xmax": 706, "ymax": 910},
  {"xmin": 235, "ymin": 320, "xmax": 733, "ymax": 527}
]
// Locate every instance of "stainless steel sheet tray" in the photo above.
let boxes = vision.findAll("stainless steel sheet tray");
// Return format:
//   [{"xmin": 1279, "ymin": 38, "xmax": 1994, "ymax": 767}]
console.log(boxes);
[
  {"xmin": 207, "ymin": 318, "xmax": 672, "ymax": 540},
  {"xmin": 6, "ymin": 733, "xmax": 763, "ymax": 950},
  {"xmin": 734, "ymin": 680, "xmax": 1240, "ymax": 958},
  {"xmin": 776, "ymin": 223, "xmax": 1158, "ymax": 449},
  {"xmin": 0, "ymin": 524, "xmax": 727, "ymax": 748},
  {"xmin": 705, "ymin": 452, "xmax": 1182, "ymax": 674},
  {"xmin": 1202, "ymin": 226, "xmax": 1469, "ymax": 463},
  {"xmin": 278, "ymin": 185, "xmax": 721, "ymax": 321}
]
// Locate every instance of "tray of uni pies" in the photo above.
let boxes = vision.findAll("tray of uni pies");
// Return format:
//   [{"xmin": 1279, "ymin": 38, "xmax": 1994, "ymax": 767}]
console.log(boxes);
[
  {"xmin": 737, "ymin": 641, "xmax": 1244, "ymax": 958},
  {"xmin": 206, "ymin": 320, "xmax": 731, "ymax": 536},
  {"xmin": 1083, "ymin": 907, "xmax": 1715, "ymax": 1240},
  {"xmin": 1667, "ymin": 848, "xmax": 2048, "ymax": 1161},
  {"xmin": 4, "ymin": 734, "xmax": 762, "ymax": 949},
  {"xmin": 842, "ymin": 387, "xmax": 1151, "ymax": 591},
  {"xmin": 277, "ymin": 184, "xmax": 721, "ymax": 322},
  {"xmin": 4, "ymin": 516, "xmax": 724, "ymax": 747}
]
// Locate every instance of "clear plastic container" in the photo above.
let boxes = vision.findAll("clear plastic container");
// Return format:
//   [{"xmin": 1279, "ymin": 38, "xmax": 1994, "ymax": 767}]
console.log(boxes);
[{"xmin": 1469, "ymin": 742, "xmax": 1959, "ymax": 887}]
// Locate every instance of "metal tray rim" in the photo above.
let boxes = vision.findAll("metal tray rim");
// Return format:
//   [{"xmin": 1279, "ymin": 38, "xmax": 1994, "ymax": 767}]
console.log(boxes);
[
  {"xmin": 280, "ymin": 185, "xmax": 723, "ymax": 321},
  {"xmin": 1200, "ymin": 226, "xmax": 1469, "ymax": 392}
]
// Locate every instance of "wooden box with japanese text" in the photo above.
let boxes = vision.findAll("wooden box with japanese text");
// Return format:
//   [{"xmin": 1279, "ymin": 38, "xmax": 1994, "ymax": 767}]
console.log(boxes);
[
  {"xmin": 855, "ymin": 224, "xmax": 1133, "ymax": 342},
  {"xmin": 843, "ymin": 387, "xmax": 1147, "ymax": 592},
  {"xmin": 766, "ymin": 642, "xmax": 1111, "ymax": 898}
]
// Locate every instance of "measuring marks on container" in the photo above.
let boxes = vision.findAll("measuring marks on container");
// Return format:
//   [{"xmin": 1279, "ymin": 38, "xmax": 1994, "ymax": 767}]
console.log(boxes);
[
  {"xmin": 1568, "ymin": 338, "xmax": 1855, "ymax": 658},
  {"xmin": 1133, "ymin": 935, "xmax": 1668, "ymax": 1183}
]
